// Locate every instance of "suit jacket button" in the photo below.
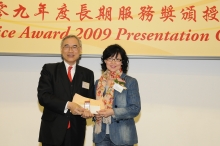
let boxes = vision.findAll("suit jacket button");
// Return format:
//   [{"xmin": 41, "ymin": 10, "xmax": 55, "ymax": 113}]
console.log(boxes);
[{"xmin": 116, "ymin": 121, "xmax": 119, "ymax": 123}]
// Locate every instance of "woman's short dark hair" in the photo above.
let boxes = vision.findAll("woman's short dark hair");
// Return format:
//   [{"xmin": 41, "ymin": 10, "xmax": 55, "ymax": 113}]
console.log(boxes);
[{"xmin": 101, "ymin": 44, "xmax": 129, "ymax": 73}]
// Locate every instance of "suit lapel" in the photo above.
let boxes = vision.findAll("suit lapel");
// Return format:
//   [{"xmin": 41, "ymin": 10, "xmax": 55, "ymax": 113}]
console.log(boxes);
[
  {"xmin": 72, "ymin": 65, "xmax": 83, "ymax": 97},
  {"xmin": 59, "ymin": 63, "xmax": 83, "ymax": 100},
  {"xmin": 113, "ymin": 73, "xmax": 126, "ymax": 105}
]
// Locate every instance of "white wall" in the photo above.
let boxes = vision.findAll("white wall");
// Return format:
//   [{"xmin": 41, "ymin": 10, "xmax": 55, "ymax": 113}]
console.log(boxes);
[{"xmin": 0, "ymin": 56, "xmax": 220, "ymax": 146}]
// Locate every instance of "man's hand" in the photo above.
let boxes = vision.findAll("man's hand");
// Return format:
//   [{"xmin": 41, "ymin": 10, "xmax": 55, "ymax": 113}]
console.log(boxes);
[
  {"xmin": 81, "ymin": 109, "xmax": 94, "ymax": 119},
  {"xmin": 67, "ymin": 102, "xmax": 84, "ymax": 115}
]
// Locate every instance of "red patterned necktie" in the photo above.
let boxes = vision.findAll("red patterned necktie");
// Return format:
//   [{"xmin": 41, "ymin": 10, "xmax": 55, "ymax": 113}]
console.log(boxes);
[
  {"xmin": 67, "ymin": 66, "xmax": 72, "ymax": 129},
  {"xmin": 68, "ymin": 66, "xmax": 73, "ymax": 82}
]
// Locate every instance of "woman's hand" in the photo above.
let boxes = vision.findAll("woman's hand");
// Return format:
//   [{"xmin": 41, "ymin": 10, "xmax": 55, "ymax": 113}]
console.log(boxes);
[{"xmin": 97, "ymin": 109, "xmax": 114, "ymax": 118}]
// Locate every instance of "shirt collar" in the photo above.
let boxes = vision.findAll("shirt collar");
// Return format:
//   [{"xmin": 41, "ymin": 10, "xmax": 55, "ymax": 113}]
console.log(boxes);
[{"xmin": 64, "ymin": 61, "xmax": 76, "ymax": 71}]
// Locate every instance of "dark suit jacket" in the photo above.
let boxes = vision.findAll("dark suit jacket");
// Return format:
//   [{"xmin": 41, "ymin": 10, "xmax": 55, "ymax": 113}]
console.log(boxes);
[{"xmin": 37, "ymin": 62, "xmax": 95, "ymax": 146}]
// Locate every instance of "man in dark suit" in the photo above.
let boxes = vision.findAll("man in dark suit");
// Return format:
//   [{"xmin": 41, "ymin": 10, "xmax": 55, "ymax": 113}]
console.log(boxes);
[{"xmin": 37, "ymin": 35, "xmax": 95, "ymax": 146}]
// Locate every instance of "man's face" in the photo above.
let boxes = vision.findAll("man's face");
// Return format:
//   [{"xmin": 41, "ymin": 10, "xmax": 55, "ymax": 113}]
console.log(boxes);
[{"xmin": 61, "ymin": 37, "xmax": 82, "ymax": 65}]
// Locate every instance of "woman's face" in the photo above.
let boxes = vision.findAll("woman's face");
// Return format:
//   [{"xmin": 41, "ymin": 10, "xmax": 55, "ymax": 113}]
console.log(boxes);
[{"xmin": 104, "ymin": 53, "xmax": 122, "ymax": 72}]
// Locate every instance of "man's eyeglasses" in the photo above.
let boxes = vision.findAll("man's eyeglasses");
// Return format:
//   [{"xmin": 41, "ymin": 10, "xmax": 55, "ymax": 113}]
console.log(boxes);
[
  {"xmin": 106, "ymin": 57, "xmax": 122, "ymax": 63},
  {"xmin": 62, "ymin": 44, "xmax": 79, "ymax": 51}
]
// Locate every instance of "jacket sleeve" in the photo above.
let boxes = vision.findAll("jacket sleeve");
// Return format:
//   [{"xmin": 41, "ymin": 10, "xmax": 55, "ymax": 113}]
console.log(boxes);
[{"xmin": 37, "ymin": 64, "xmax": 67, "ymax": 114}]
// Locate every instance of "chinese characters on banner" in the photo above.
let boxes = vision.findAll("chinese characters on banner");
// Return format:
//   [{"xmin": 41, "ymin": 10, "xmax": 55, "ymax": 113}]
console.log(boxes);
[
  {"xmin": 1, "ymin": 2, "xmax": 219, "ymax": 22},
  {"xmin": 0, "ymin": 0, "xmax": 220, "ymax": 56}
]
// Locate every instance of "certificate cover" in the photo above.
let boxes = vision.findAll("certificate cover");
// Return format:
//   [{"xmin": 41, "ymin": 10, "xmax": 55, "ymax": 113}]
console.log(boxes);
[{"xmin": 72, "ymin": 93, "xmax": 104, "ymax": 114}]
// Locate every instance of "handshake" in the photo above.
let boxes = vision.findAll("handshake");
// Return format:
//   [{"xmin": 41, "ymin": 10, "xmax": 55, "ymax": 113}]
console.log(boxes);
[{"xmin": 67, "ymin": 101, "xmax": 94, "ymax": 119}]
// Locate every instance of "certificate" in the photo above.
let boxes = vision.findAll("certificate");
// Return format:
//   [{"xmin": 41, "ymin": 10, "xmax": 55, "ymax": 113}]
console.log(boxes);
[{"xmin": 72, "ymin": 93, "xmax": 104, "ymax": 114}]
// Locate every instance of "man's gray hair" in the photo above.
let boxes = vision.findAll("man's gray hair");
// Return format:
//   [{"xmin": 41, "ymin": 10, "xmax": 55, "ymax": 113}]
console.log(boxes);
[{"xmin": 60, "ymin": 35, "xmax": 82, "ymax": 47}]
